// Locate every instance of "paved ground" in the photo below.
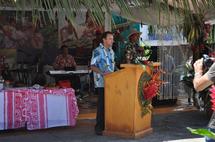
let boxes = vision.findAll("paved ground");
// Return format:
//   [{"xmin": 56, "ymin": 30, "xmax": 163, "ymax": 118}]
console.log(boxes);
[{"xmin": 0, "ymin": 110, "xmax": 210, "ymax": 142}]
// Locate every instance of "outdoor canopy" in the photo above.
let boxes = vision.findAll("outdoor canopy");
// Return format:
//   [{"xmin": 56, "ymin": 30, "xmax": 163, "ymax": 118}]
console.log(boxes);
[{"xmin": 0, "ymin": 0, "xmax": 215, "ymax": 26}]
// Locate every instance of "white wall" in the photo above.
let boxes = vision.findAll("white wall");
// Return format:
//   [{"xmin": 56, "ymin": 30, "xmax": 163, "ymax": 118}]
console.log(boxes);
[{"xmin": 139, "ymin": 25, "xmax": 188, "ymax": 46}]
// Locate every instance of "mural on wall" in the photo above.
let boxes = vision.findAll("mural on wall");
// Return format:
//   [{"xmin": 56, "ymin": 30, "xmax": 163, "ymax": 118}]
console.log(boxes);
[
  {"xmin": 0, "ymin": 13, "xmax": 43, "ymax": 49},
  {"xmin": 0, "ymin": 11, "xmax": 58, "ymax": 66},
  {"xmin": 58, "ymin": 11, "xmax": 104, "ymax": 65},
  {"xmin": 0, "ymin": 10, "xmax": 104, "ymax": 66},
  {"xmin": 59, "ymin": 10, "xmax": 104, "ymax": 60}
]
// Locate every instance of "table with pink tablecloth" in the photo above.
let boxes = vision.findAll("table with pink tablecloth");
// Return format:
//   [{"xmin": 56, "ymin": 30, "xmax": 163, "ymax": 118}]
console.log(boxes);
[{"xmin": 0, "ymin": 88, "xmax": 79, "ymax": 130}]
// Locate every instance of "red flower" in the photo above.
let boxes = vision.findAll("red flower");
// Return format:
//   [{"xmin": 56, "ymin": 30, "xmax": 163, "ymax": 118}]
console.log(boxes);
[
  {"xmin": 143, "ymin": 60, "xmax": 150, "ymax": 65},
  {"xmin": 209, "ymin": 52, "xmax": 215, "ymax": 58},
  {"xmin": 143, "ymin": 80, "xmax": 160, "ymax": 100},
  {"xmin": 210, "ymin": 86, "xmax": 215, "ymax": 111},
  {"xmin": 199, "ymin": 44, "xmax": 205, "ymax": 49},
  {"xmin": 191, "ymin": 45, "xmax": 196, "ymax": 52}
]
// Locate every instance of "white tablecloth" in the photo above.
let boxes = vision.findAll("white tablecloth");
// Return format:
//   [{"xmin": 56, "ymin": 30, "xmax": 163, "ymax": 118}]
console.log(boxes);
[{"xmin": 0, "ymin": 88, "xmax": 79, "ymax": 130}]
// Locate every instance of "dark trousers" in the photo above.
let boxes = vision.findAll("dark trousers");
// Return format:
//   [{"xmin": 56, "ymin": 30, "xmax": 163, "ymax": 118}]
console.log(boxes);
[
  {"xmin": 206, "ymin": 112, "xmax": 215, "ymax": 142},
  {"xmin": 95, "ymin": 87, "xmax": 105, "ymax": 132}
]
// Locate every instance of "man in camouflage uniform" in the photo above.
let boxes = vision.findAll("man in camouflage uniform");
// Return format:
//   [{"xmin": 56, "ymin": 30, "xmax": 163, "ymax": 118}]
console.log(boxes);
[{"xmin": 125, "ymin": 29, "xmax": 143, "ymax": 64}]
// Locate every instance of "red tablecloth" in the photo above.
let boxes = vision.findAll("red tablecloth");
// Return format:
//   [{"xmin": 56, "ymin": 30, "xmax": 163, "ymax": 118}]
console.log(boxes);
[{"xmin": 0, "ymin": 88, "xmax": 79, "ymax": 130}]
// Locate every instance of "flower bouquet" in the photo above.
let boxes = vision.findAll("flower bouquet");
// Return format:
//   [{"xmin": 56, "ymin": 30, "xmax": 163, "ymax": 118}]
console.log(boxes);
[{"xmin": 138, "ymin": 64, "xmax": 163, "ymax": 117}]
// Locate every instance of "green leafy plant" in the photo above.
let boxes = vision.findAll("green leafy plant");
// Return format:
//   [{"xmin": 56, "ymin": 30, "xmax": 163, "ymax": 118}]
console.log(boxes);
[{"xmin": 187, "ymin": 127, "xmax": 215, "ymax": 140}]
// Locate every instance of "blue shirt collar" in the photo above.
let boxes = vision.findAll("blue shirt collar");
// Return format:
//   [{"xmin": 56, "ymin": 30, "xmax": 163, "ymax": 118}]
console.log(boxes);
[{"xmin": 99, "ymin": 43, "xmax": 111, "ymax": 51}]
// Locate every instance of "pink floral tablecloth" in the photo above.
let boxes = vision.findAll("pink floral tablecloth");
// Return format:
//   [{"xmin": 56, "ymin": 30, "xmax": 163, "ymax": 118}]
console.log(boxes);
[{"xmin": 0, "ymin": 88, "xmax": 79, "ymax": 130}]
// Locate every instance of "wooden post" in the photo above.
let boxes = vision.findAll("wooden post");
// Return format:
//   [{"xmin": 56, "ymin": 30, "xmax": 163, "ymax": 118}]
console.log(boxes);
[{"xmin": 105, "ymin": 11, "xmax": 111, "ymax": 31}]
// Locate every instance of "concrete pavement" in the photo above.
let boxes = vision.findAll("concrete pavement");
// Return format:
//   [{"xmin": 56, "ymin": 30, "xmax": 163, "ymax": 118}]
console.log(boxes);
[{"xmin": 0, "ymin": 110, "xmax": 209, "ymax": 142}]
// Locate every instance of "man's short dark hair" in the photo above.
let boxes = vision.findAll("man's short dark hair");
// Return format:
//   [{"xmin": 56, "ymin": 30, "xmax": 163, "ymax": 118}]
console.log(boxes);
[
  {"xmin": 101, "ymin": 31, "xmax": 113, "ymax": 40},
  {"xmin": 60, "ymin": 45, "xmax": 68, "ymax": 50}
]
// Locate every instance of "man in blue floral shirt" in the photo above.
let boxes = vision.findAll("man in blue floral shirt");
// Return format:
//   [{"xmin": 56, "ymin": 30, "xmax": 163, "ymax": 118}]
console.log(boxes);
[{"xmin": 91, "ymin": 31, "xmax": 115, "ymax": 135}]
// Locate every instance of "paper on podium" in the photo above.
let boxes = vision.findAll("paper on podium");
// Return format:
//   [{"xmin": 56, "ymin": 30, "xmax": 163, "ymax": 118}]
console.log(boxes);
[
  {"xmin": 49, "ymin": 70, "xmax": 70, "ymax": 75},
  {"xmin": 49, "ymin": 70, "xmax": 91, "ymax": 75}
]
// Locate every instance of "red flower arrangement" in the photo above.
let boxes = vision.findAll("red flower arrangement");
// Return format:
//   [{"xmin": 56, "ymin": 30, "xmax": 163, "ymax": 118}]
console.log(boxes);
[
  {"xmin": 143, "ymin": 80, "xmax": 160, "ymax": 100},
  {"xmin": 138, "ymin": 64, "xmax": 163, "ymax": 117}
]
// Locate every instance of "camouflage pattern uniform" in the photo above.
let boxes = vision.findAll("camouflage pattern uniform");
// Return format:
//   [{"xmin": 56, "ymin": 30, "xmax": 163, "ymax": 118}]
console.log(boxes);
[{"xmin": 125, "ymin": 42, "xmax": 144, "ymax": 64}]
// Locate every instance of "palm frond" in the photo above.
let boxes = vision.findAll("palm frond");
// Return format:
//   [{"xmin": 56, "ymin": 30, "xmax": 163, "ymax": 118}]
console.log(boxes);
[{"xmin": 0, "ymin": 0, "xmax": 214, "ymax": 26}]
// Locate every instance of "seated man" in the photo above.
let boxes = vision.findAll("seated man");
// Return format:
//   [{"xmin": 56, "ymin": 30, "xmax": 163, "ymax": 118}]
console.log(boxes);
[
  {"xmin": 53, "ymin": 45, "xmax": 76, "ymax": 70},
  {"xmin": 53, "ymin": 45, "xmax": 81, "ymax": 96}
]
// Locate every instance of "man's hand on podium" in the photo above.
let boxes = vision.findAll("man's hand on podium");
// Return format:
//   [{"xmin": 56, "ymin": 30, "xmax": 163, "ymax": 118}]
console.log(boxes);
[{"xmin": 103, "ymin": 72, "xmax": 111, "ymax": 76}]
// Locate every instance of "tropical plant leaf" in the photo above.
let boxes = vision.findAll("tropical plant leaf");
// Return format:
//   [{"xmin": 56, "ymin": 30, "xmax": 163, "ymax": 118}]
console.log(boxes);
[
  {"xmin": 187, "ymin": 127, "xmax": 215, "ymax": 140},
  {"xmin": 0, "ymin": 0, "xmax": 214, "ymax": 27}
]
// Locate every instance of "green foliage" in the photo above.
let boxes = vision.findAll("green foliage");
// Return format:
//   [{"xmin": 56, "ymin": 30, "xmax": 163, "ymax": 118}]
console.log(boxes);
[
  {"xmin": 1, "ymin": 0, "xmax": 215, "ymax": 27},
  {"xmin": 187, "ymin": 127, "xmax": 215, "ymax": 140}
]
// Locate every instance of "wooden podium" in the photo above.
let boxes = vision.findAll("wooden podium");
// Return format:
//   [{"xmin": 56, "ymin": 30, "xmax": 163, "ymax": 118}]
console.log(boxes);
[{"xmin": 104, "ymin": 63, "xmax": 160, "ymax": 139}]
